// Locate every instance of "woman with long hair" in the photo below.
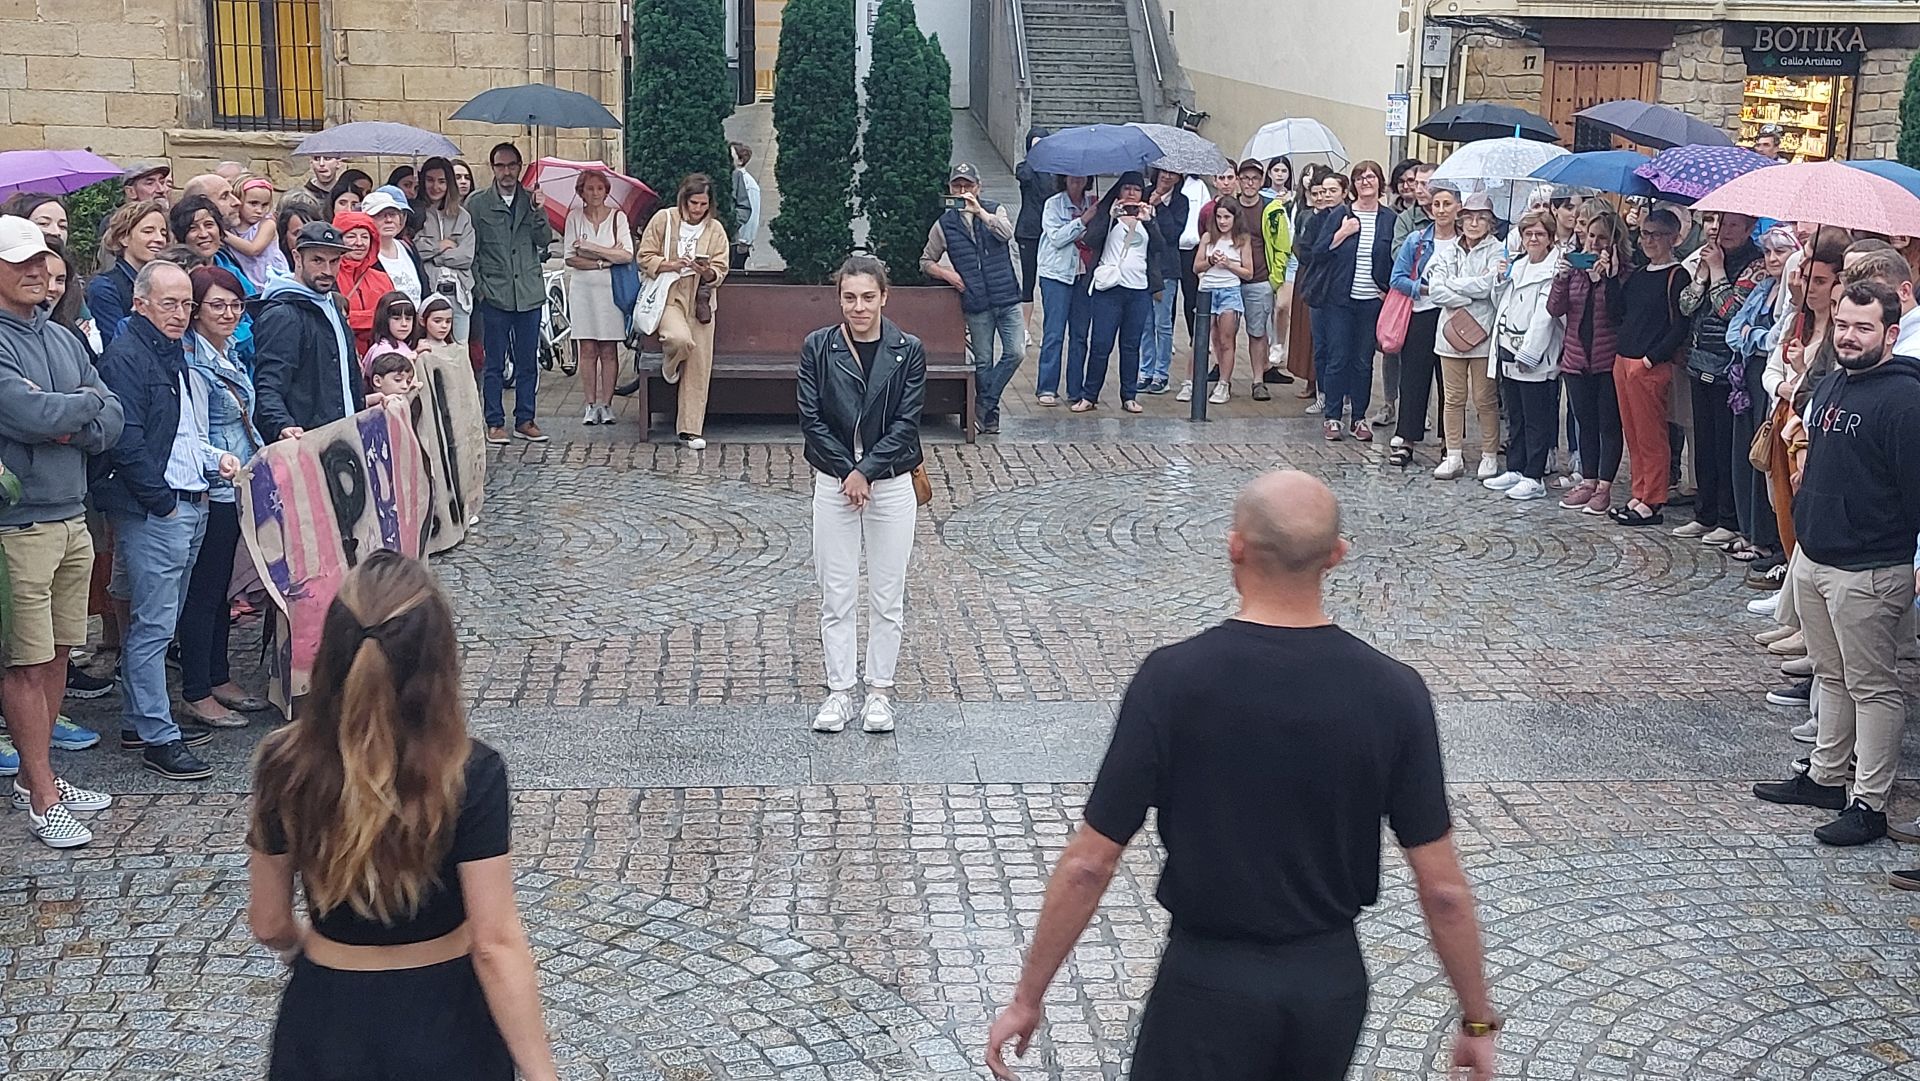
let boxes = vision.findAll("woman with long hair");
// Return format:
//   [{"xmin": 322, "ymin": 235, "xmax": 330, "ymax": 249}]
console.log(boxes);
[
  {"xmin": 1263, "ymin": 155, "xmax": 1297, "ymax": 383},
  {"xmin": 1035, "ymin": 174, "xmax": 1097, "ymax": 406},
  {"xmin": 451, "ymin": 159, "xmax": 476, "ymax": 200},
  {"xmin": 1549, "ymin": 206, "xmax": 1632, "ymax": 514},
  {"xmin": 1188, "ymin": 202, "xmax": 1253, "ymax": 404},
  {"xmin": 562, "ymin": 170, "xmax": 634, "ymax": 425},
  {"xmin": 1077, "ymin": 170, "xmax": 1164, "ymax": 413},
  {"xmin": 638, "ymin": 173, "xmax": 731, "ymax": 449},
  {"xmin": 1295, "ymin": 168, "xmax": 1350, "ymax": 416},
  {"xmin": 1761, "ymin": 226, "xmax": 1849, "ymax": 554},
  {"xmin": 414, "ymin": 156, "xmax": 476, "ymax": 343},
  {"xmin": 1311, "ymin": 159, "xmax": 1397, "ymax": 441},
  {"xmin": 0, "ymin": 192, "xmax": 66, "ymax": 242},
  {"xmin": 249, "ymin": 552, "xmax": 557, "ymax": 1081},
  {"xmin": 1139, "ymin": 167, "xmax": 1188, "ymax": 396},
  {"xmin": 1721, "ymin": 226, "xmax": 1799, "ymax": 566},
  {"xmin": 798, "ymin": 256, "xmax": 925, "ymax": 737},
  {"xmin": 43, "ymin": 240, "xmax": 86, "ymax": 348},
  {"xmin": 86, "ymin": 199, "xmax": 170, "ymax": 348}
]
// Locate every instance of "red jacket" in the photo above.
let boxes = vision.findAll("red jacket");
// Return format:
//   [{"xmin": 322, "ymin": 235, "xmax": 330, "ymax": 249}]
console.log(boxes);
[
  {"xmin": 332, "ymin": 210, "xmax": 394, "ymax": 357},
  {"xmin": 1547, "ymin": 263, "xmax": 1625, "ymax": 375}
]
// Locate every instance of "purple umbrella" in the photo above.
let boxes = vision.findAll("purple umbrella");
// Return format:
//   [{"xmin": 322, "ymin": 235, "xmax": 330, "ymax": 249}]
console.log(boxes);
[
  {"xmin": 1633, "ymin": 145, "xmax": 1777, "ymax": 203},
  {"xmin": 0, "ymin": 149, "xmax": 122, "ymax": 197}
]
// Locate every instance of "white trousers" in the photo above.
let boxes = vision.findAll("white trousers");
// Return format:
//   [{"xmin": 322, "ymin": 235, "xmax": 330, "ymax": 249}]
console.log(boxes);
[{"xmin": 812, "ymin": 471, "xmax": 917, "ymax": 692}]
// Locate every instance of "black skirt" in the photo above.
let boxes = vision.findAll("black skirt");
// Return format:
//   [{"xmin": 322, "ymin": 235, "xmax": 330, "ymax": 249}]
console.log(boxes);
[{"xmin": 270, "ymin": 955, "xmax": 512, "ymax": 1081}]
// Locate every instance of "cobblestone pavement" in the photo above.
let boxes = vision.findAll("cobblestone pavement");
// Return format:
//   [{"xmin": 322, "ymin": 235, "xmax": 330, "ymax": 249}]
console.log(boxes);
[{"xmin": 8, "ymin": 411, "xmax": 1920, "ymax": 1080}]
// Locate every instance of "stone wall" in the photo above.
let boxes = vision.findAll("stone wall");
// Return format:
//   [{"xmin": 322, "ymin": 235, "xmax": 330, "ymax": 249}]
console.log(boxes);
[
  {"xmin": 1656, "ymin": 24, "xmax": 1743, "ymax": 135},
  {"xmin": 0, "ymin": 0, "xmax": 623, "ymax": 191},
  {"xmin": 1850, "ymin": 48, "xmax": 1910, "ymax": 161},
  {"xmin": 1462, "ymin": 40, "xmax": 1545, "ymax": 108}
]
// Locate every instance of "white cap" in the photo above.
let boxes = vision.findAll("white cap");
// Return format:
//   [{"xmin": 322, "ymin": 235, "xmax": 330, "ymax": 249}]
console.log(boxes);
[
  {"xmin": 359, "ymin": 191, "xmax": 406, "ymax": 218},
  {"xmin": 0, "ymin": 216, "xmax": 51, "ymax": 264}
]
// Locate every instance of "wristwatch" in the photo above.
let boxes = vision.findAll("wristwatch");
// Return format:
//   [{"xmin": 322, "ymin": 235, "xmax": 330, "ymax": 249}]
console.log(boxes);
[{"xmin": 1461, "ymin": 1016, "xmax": 1502, "ymax": 1038}]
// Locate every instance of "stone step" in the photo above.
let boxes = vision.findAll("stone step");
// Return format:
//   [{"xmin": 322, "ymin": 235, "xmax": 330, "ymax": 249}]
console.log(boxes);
[
  {"xmin": 1031, "ymin": 63, "xmax": 1138, "ymax": 81},
  {"xmin": 1024, "ymin": 0, "xmax": 1130, "ymax": 17},
  {"xmin": 1024, "ymin": 14, "xmax": 1130, "ymax": 31}
]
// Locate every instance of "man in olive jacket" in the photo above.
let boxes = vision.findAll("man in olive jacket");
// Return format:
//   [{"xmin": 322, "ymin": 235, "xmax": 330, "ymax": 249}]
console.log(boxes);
[{"xmin": 466, "ymin": 141, "xmax": 553, "ymax": 444}]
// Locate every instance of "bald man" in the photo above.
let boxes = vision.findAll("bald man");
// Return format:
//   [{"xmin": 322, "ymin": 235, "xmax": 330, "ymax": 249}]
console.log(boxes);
[
  {"xmin": 180, "ymin": 174, "xmax": 240, "ymax": 228},
  {"xmin": 989, "ymin": 470, "xmax": 1498, "ymax": 1081}
]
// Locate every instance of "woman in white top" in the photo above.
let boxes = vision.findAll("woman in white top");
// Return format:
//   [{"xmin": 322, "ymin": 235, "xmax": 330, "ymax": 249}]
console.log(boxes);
[
  {"xmin": 1074, "ymin": 171, "xmax": 1165, "ymax": 414},
  {"xmin": 1425, "ymin": 191, "xmax": 1507, "ymax": 481},
  {"xmin": 360, "ymin": 187, "xmax": 428, "ymax": 306},
  {"xmin": 414, "ymin": 157, "xmax": 477, "ymax": 344},
  {"xmin": 1482, "ymin": 208, "xmax": 1566, "ymax": 501},
  {"xmin": 563, "ymin": 171, "xmax": 635, "ymax": 426},
  {"xmin": 1189, "ymin": 201, "xmax": 1253, "ymax": 405}
]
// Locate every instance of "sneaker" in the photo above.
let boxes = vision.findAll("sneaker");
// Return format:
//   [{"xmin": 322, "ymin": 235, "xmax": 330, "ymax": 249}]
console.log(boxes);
[
  {"xmin": 1175, "ymin": 380, "xmax": 1194, "ymax": 402},
  {"xmin": 0, "ymin": 734, "xmax": 17, "ymax": 777},
  {"xmin": 1261, "ymin": 367, "xmax": 1292, "ymax": 384},
  {"xmin": 1475, "ymin": 457, "xmax": 1500, "ymax": 480},
  {"xmin": 1890, "ymin": 818, "xmax": 1920, "ymax": 845},
  {"xmin": 1304, "ymin": 395, "xmax": 1324, "ymax": 416},
  {"xmin": 1700, "ymin": 526, "xmax": 1740, "ymax": 546},
  {"xmin": 1670, "ymin": 520, "xmax": 1710, "ymax": 539},
  {"xmin": 1482, "ymin": 470, "xmax": 1525, "ymax": 491},
  {"xmin": 1748, "ymin": 563, "xmax": 1788, "ymax": 591},
  {"xmin": 1559, "ymin": 480, "xmax": 1598, "ymax": 509},
  {"xmin": 582, "ymin": 405, "xmax": 599, "ymax": 425},
  {"xmin": 1349, "ymin": 420, "xmax": 1373, "ymax": 442},
  {"xmin": 1584, "ymin": 487, "xmax": 1613, "ymax": 515},
  {"xmin": 1208, "ymin": 383, "xmax": 1230, "ymax": 405},
  {"xmin": 24, "ymin": 801, "xmax": 90, "ymax": 848},
  {"xmin": 1747, "ymin": 592, "xmax": 1781, "ymax": 618},
  {"xmin": 1766, "ymin": 631, "xmax": 1806, "ymax": 656},
  {"xmin": 860, "ymin": 692, "xmax": 896, "ymax": 734},
  {"xmin": 1368, "ymin": 402, "xmax": 1396, "ymax": 427},
  {"xmin": 1814, "ymin": 799, "xmax": 1887, "ymax": 847},
  {"xmin": 1506, "ymin": 478, "xmax": 1549, "ymax": 501},
  {"xmin": 514, "ymin": 422, "xmax": 549, "ymax": 442},
  {"xmin": 812, "ymin": 691, "xmax": 855, "ymax": 734},
  {"xmin": 13, "ymin": 778, "xmax": 111, "ymax": 813},
  {"xmin": 679, "ymin": 434, "xmax": 708, "ymax": 450},
  {"xmin": 141, "ymin": 740, "xmax": 212, "ymax": 781},
  {"xmin": 120, "ymin": 723, "xmax": 215, "ymax": 750},
  {"xmin": 1433, "ymin": 454, "xmax": 1465, "ymax": 481},
  {"xmin": 1251, "ymin": 382, "xmax": 1271, "ymax": 401},
  {"xmin": 1752, "ymin": 771, "xmax": 1847, "ymax": 809},
  {"xmin": 66, "ymin": 661, "xmax": 113, "ymax": 699},
  {"xmin": 1789, "ymin": 716, "xmax": 1819, "ymax": 744},
  {"xmin": 51, "ymin": 716, "xmax": 99, "ymax": 751},
  {"xmin": 486, "ymin": 426, "xmax": 511, "ymax": 445},
  {"xmin": 1323, "ymin": 420, "xmax": 1343, "ymax": 442},
  {"xmin": 1144, "ymin": 380, "xmax": 1170, "ymax": 396},
  {"xmin": 1754, "ymin": 624, "xmax": 1797, "ymax": 645},
  {"xmin": 599, "ymin": 404, "xmax": 617, "ymax": 425},
  {"xmin": 1779, "ymin": 655, "xmax": 1814, "ymax": 679},
  {"xmin": 1889, "ymin": 868, "xmax": 1920, "ymax": 890}
]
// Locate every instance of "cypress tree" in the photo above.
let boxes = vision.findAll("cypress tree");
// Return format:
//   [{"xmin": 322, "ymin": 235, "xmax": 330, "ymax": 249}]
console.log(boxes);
[
  {"xmin": 627, "ymin": 0, "xmax": 735, "ymax": 221},
  {"xmin": 859, "ymin": 0, "xmax": 952, "ymax": 285},
  {"xmin": 1900, "ymin": 52, "xmax": 1920, "ymax": 168},
  {"xmin": 769, "ymin": 0, "xmax": 857, "ymax": 282}
]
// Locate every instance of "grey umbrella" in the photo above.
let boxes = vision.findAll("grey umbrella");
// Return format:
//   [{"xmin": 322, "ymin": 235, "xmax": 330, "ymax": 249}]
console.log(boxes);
[
  {"xmin": 451, "ymin": 84, "xmax": 621, "ymax": 130},
  {"xmin": 1574, "ymin": 100, "xmax": 1733, "ymax": 151},
  {"xmin": 292, "ymin": 122, "xmax": 460, "ymax": 158},
  {"xmin": 1129, "ymin": 123, "xmax": 1233, "ymax": 176}
]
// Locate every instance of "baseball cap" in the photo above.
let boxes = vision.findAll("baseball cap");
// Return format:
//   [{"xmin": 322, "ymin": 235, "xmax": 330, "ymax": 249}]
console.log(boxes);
[
  {"xmin": 1236, "ymin": 157, "xmax": 1265, "ymax": 175},
  {"xmin": 948, "ymin": 162, "xmax": 981, "ymax": 184},
  {"xmin": 123, "ymin": 160, "xmax": 171, "ymax": 182},
  {"xmin": 0, "ymin": 216, "xmax": 52, "ymax": 264},
  {"xmin": 360, "ymin": 189, "xmax": 408, "ymax": 217},
  {"xmin": 292, "ymin": 221, "xmax": 349, "ymax": 252},
  {"xmin": 1757, "ymin": 123, "xmax": 1785, "ymax": 138}
]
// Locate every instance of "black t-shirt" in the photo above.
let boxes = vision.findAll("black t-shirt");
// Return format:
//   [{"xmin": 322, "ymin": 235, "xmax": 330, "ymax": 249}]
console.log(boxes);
[
  {"xmin": 1084, "ymin": 621, "xmax": 1451, "ymax": 946},
  {"xmin": 256, "ymin": 739, "xmax": 512, "ymax": 946},
  {"xmin": 852, "ymin": 335, "xmax": 881, "ymax": 381}
]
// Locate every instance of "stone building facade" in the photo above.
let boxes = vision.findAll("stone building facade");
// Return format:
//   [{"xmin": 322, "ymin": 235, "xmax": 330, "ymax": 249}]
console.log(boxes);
[{"xmin": 0, "ymin": 0, "xmax": 623, "ymax": 188}]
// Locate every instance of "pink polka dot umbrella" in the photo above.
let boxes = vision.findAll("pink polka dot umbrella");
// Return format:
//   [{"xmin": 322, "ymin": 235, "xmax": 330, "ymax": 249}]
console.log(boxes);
[{"xmin": 1632, "ymin": 145, "xmax": 1778, "ymax": 203}]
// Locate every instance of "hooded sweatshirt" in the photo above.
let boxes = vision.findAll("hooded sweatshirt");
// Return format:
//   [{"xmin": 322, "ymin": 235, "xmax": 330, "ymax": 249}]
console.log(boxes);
[
  {"xmin": 0, "ymin": 306, "xmax": 125, "ymax": 525},
  {"xmin": 333, "ymin": 210, "xmax": 394, "ymax": 354},
  {"xmin": 1793, "ymin": 354, "xmax": 1920, "ymax": 571},
  {"xmin": 253, "ymin": 272, "xmax": 358, "ymax": 438}
]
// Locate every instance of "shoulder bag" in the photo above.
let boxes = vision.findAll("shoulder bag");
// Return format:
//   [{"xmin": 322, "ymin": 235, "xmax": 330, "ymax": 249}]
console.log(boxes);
[
  {"xmin": 1376, "ymin": 234, "xmax": 1426, "ymax": 355},
  {"xmin": 632, "ymin": 210, "xmax": 680, "ymax": 335},
  {"xmin": 838, "ymin": 324, "xmax": 931, "ymax": 507},
  {"xmin": 1442, "ymin": 307, "xmax": 1489, "ymax": 353}
]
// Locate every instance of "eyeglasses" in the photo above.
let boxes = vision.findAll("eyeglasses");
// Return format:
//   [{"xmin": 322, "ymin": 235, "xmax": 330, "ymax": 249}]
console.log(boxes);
[
  {"xmin": 490, "ymin": 160, "xmax": 520, "ymax": 170},
  {"xmin": 198, "ymin": 299, "xmax": 244, "ymax": 315},
  {"xmin": 144, "ymin": 298, "xmax": 192, "ymax": 314}
]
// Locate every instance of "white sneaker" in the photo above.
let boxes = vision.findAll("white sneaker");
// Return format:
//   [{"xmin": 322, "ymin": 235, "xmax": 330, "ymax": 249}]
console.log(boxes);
[
  {"xmin": 1482, "ymin": 470, "xmax": 1525, "ymax": 491},
  {"xmin": 1700, "ymin": 527, "xmax": 1740, "ymax": 546},
  {"xmin": 1433, "ymin": 454, "xmax": 1465, "ymax": 480},
  {"xmin": 1208, "ymin": 383, "xmax": 1230, "ymax": 405},
  {"xmin": 582, "ymin": 405, "xmax": 599, "ymax": 425},
  {"xmin": 1304, "ymin": 394, "xmax": 1325, "ymax": 415},
  {"xmin": 25, "ymin": 801, "xmax": 90, "ymax": 848},
  {"xmin": 597, "ymin": 404, "xmax": 616, "ymax": 425},
  {"xmin": 1670, "ymin": 520, "xmax": 1710, "ymax": 539},
  {"xmin": 812, "ymin": 691, "xmax": 856, "ymax": 733},
  {"xmin": 1748, "ymin": 593, "xmax": 1781, "ymax": 618},
  {"xmin": 1791, "ymin": 716, "xmax": 1819, "ymax": 744},
  {"xmin": 1506, "ymin": 478, "xmax": 1549, "ymax": 500},
  {"xmin": 1475, "ymin": 456, "xmax": 1500, "ymax": 480},
  {"xmin": 1175, "ymin": 380, "xmax": 1193, "ymax": 402},
  {"xmin": 13, "ymin": 778, "xmax": 111, "ymax": 813},
  {"xmin": 860, "ymin": 691, "xmax": 896, "ymax": 734},
  {"xmin": 679, "ymin": 434, "xmax": 707, "ymax": 450}
]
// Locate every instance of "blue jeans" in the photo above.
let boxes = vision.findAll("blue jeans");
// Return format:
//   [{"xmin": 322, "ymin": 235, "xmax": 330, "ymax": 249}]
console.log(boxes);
[
  {"xmin": 1037, "ymin": 276, "xmax": 1091, "ymax": 400},
  {"xmin": 1307, "ymin": 305, "xmax": 1331, "ymax": 392},
  {"xmin": 967, "ymin": 303, "xmax": 1025, "ymax": 428},
  {"xmin": 113, "ymin": 499, "xmax": 208, "ymax": 746},
  {"xmin": 1085, "ymin": 285, "xmax": 1150, "ymax": 403},
  {"xmin": 1140, "ymin": 287, "xmax": 1176, "ymax": 385},
  {"xmin": 1321, "ymin": 297, "xmax": 1382, "ymax": 422},
  {"xmin": 479, "ymin": 302, "xmax": 541, "ymax": 428}
]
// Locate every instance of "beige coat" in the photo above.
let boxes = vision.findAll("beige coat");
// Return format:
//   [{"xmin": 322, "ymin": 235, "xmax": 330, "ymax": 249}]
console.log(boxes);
[
  {"xmin": 637, "ymin": 206, "xmax": 732, "ymax": 437},
  {"xmin": 638, "ymin": 207, "xmax": 732, "ymax": 316}
]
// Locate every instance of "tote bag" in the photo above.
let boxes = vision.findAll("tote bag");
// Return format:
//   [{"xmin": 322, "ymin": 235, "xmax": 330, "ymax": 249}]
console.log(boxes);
[{"xmin": 1376, "ymin": 288, "xmax": 1414, "ymax": 353}]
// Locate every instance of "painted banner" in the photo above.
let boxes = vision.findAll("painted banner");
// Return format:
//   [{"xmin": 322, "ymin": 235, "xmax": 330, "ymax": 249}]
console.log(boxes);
[{"xmin": 413, "ymin": 345, "xmax": 488, "ymax": 555}]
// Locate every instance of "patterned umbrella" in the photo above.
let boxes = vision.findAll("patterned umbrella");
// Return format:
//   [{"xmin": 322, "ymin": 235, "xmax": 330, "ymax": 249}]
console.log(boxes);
[
  {"xmin": 1430, "ymin": 137, "xmax": 1568, "ymax": 184},
  {"xmin": 1693, "ymin": 160, "xmax": 1920, "ymax": 236},
  {"xmin": 1128, "ymin": 123, "xmax": 1231, "ymax": 176},
  {"xmin": 1572, "ymin": 100, "xmax": 1732, "ymax": 150},
  {"xmin": 1633, "ymin": 145, "xmax": 1776, "ymax": 203}
]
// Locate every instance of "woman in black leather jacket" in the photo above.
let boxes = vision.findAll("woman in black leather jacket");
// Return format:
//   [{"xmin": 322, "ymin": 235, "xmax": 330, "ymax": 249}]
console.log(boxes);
[{"xmin": 796, "ymin": 254, "xmax": 925, "ymax": 737}]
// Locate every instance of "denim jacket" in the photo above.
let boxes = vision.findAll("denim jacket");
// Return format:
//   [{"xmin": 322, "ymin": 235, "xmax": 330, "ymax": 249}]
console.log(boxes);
[
  {"xmin": 1037, "ymin": 191, "xmax": 1096, "ymax": 286},
  {"xmin": 186, "ymin": 332, "xmax": 261, "ymax": 503}
]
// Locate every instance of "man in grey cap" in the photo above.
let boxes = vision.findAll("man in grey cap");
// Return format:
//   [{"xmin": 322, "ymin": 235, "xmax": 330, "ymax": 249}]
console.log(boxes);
[
  {"xmin": 252, "ymin": 222, "xmax": 357, "ymax": 442},
  {"xmin": 123, "ymin": 162, "xmax": 172, "ymax": 205},
  {"xmin": 921, "ymin": 162, "xmax": 1022, "ymax": 435}
]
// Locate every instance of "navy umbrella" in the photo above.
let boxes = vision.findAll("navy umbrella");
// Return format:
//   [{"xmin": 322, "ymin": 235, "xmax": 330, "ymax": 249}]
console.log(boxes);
[
  {"xmin": 1847, "ymin": 160, "xmax": 1920, "ymax": 200},
  {"xmin": 1573, "ymin": 100, "xmax": 1732, "ymax": 151},
  {"xmin": 1024, "ymin": 125, "xmax": 1162, "ymax": 178},
  {"xmin": 451, "ymin": 84, "xmax": 621, "ymax": 130},
  {"xmin": 1415, "ymin": 103, "xmax": 1558, "ymax": 144},
  {"xmin": 1528, "ymin": 150, "xmax": 1655, "ymax": 197}
]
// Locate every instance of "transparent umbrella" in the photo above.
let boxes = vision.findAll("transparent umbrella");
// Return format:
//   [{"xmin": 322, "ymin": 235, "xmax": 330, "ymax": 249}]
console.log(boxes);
[{"xmin": 1241, "ymin": 119, "xmax": 1348, "ymax": 168}]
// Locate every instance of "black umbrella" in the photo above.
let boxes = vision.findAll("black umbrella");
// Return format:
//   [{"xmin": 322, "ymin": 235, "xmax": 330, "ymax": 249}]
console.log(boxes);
[
  {"xmin": 1414, "ymin": 103, "xmax": 1558, "ymax": 144},
  {"xmin": 1573, "ymin": 99, "xmax": 1732, "ymax": 151},
  {"xmin": 450, "ymin": 84, "xmax": 621, "ymax": 129}
]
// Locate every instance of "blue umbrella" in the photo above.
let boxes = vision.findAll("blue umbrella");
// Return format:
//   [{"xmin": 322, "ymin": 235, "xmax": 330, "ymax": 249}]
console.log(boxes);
[
  {"xmin": 1024, "ymin": 125, "xmax": 1162, "ymax": 178},
  {"xmin": 1529, "ymin": 150, "xmax": 1655, "ymax": 197},
  {"xmin": 451, "ymin": 84, "xmax": 621, "ymax": 130},
  {"xmin": 293, "ymin": 122, "xmax": 459, "ymax": 159},
  {"xmin": 1846, "ymin": 160, "xmax": 1920, "ymax": 200}
]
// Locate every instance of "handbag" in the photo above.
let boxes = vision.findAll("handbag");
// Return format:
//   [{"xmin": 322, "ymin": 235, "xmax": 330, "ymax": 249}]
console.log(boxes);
[
  {"xmin": 1442, "ymin": 307, "xmax": 1489, "ymax": 353},
  {"xmin": 610, "ymin": 260, "xmax": 640, "ymax": 315},
  {"xmin": 632, "ymin": 271, "xmax": 676, "ymax": 335},
  {"xmin": 836, "ymin": 325, "xmax": 932, "ymax": 507},
  {"xmin": 1749, "ymin": 402, "xmax": 1779, "ymax": 472},
  {"xmin": 1687, "ymin": 346, "xmax": 1735, "ymax": 384},
  {"xmin": 1376, "ymin": 288, "xmax": 1414, "ymax": 353}
]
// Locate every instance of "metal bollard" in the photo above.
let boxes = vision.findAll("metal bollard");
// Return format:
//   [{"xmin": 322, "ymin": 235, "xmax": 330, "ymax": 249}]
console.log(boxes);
[{"xmin": 1191, "ymin": 290, "xmax": 1212, "ymax": 422}]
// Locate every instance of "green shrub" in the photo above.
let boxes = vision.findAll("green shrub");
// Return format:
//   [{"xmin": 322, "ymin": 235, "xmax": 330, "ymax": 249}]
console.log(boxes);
[
  {"xmin": 627, "ymin": 0, "xmax": 735, "ymax": 226},
  {"xmin": 859, "ymin": 0, "xmax": 952, "ymax": 286},
  {"xmin": 768, "ymin": 0, "xmax": 856, "ymax": 282},
  {"xmin": 66, "ymin": 180, "xmax": 125, "ymax": 274},
  {"xmin": 1901, "ymin": 52, "xmax": 1920, "ymax": 168}
]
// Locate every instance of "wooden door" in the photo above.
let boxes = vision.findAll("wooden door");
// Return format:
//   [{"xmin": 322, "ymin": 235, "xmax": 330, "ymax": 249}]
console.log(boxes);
[{"xmin": 1542, "ymin": 55, "xmax": 1660, "ymax": 149}]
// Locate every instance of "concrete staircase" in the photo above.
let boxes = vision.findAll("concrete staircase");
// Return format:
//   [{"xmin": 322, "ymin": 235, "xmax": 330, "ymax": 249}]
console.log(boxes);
[{"xmin": 1023, "ymin": 0, "xmax": 1147, "ymax": 131}]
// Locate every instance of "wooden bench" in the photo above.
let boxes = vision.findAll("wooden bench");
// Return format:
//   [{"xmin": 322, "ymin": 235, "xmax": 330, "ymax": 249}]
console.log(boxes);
[{"xmin": 635, "ymin": 276, "xmax": 976, "ymax": 443}]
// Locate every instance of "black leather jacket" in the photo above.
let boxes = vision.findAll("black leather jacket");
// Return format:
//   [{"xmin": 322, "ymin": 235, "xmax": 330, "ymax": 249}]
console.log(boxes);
[{"xmin": 797, "ymin": 318, "xmax": 925, "ymax": 481}]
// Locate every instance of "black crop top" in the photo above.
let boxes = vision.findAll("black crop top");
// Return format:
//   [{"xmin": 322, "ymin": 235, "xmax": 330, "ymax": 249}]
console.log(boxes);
[{"xmin": 256, "ymin": 739, "xmax": 511, "ymax": 947}]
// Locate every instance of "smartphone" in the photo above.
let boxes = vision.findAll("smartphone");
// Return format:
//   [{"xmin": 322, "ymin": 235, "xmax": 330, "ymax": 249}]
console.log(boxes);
[
  {"xmin": 941, "ymin": 195, "xmax": 967, "ymax": 211},
  {"xmin": 1566, "ymin": 251, "xmax": 1599, "ymax": 270},
  {"xmin": 1117, "ymin": 203, "xmax": 1140, "ymax": 217}
]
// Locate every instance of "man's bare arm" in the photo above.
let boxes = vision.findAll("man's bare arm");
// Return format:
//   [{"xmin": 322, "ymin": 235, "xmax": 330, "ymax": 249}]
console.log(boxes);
[{"xmin": 1405, "ymin": 832, "xmax": 1492, "ymax": 1018}]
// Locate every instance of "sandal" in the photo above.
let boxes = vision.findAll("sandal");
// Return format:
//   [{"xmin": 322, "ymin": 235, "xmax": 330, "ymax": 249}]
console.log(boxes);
[
  {"xmin": 1122, "ymin": 399, "xmax": 1143, "ymax": 414},
  {"xmin": 1038, "ymin": 394, "xmax": 1059, "ymax": 407},
  {"xmin": 1609, "ymin": 504, "xmax": 1664, "ymax": 526},
  {"xmin": 1726, "ymin": 540, "xmax": 1760, "ymax": 562},
  {"xmin": 1388, "ymin": 446, "xmax": 1413, "ymax": 467},
  {"xmin": 1069, "ymin": 400, "xmax": 1095, "ymax": 413}
]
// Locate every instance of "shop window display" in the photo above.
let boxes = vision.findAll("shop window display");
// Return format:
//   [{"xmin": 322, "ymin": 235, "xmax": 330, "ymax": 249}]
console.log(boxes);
[{"xmin": 1740, "ymin": 74, "xmax": 1854, "ymax": 161}]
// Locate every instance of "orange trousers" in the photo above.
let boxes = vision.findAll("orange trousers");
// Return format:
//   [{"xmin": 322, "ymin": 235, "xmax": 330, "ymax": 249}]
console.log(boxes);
[{"xmin": 1614, "ymin": 358, "xmax": 1673, "ymax": 508}]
